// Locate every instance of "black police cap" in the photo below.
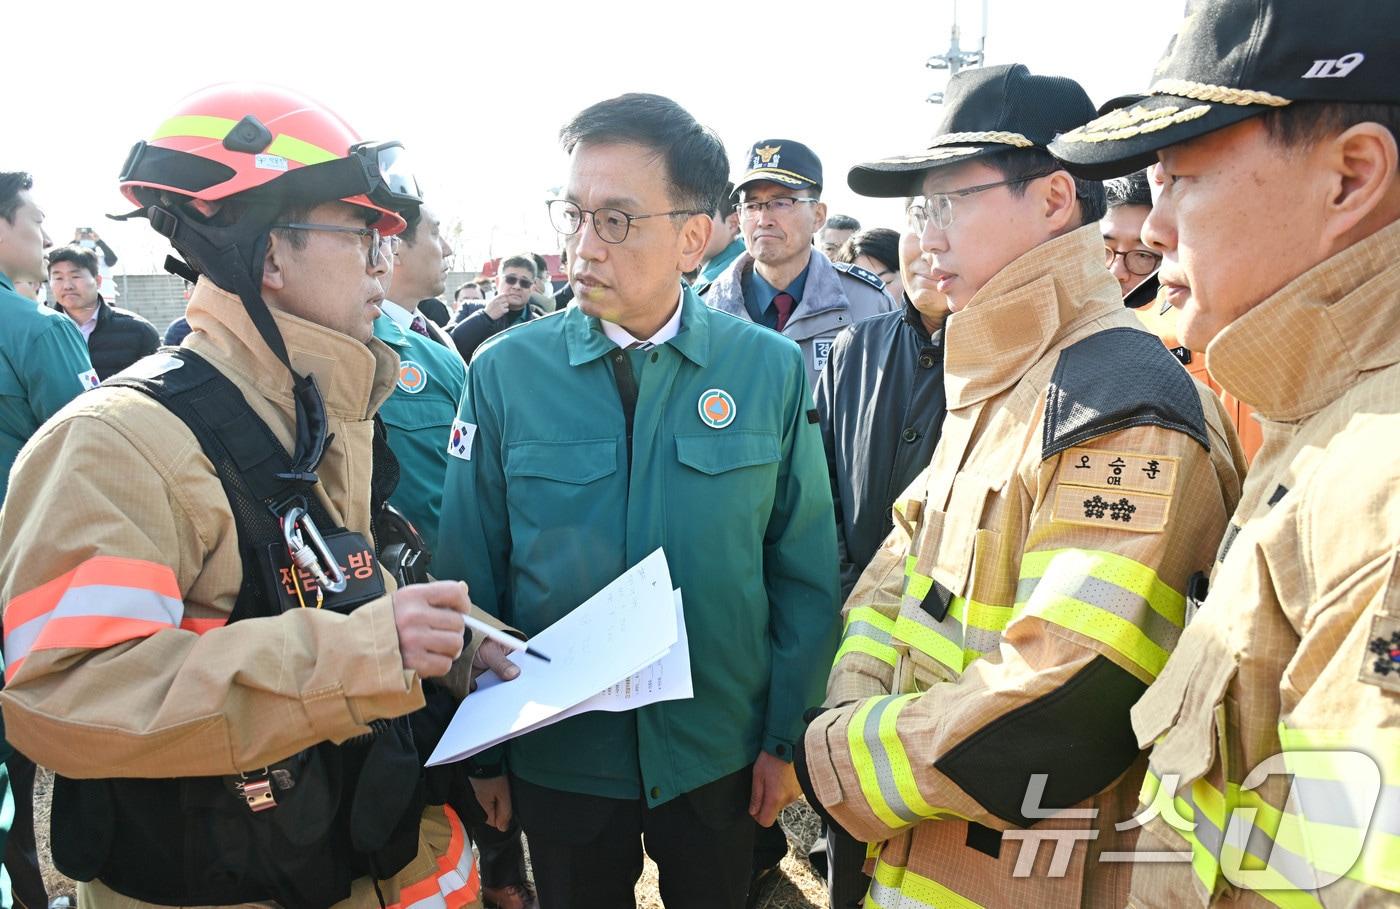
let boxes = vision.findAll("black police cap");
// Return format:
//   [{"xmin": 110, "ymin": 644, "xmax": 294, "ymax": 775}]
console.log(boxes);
[
  {"xmin": 847, "ymin": 64, "xmax": 1097, "ymax": 198},
  {"xmin": 1050, "ymin": 0, "xmax": 1400, "ymax": 180},
  {"xmin": 734, "ymin": 140, "xmax": 823, "ymax": 195}
]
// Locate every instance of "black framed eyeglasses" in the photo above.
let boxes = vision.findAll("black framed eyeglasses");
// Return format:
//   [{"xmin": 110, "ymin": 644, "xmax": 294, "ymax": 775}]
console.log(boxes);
[
  {"xmin": 906, "ymin": 172, "xmax": 1058, "ymax": 232},
  {"xmin": 1105, "ymin": 247, "xmax": 1163, "ymax": 277},
  {"xmin": 546, "ymin": 199, "xmax": 704, "ymax": 245},
  {"xmin": 735, "ymin": 197, "xmax": 820, "ymax": 220},
  {"xmin": 272, "ymin": 222, "xmax": 399, "ymax": 268}
]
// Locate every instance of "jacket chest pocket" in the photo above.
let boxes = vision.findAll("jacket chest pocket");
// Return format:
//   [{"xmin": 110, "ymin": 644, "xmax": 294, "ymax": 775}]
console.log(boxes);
[
  {"xmin": 504, "ymin": 438, "xmax": 619, "ymax": 528},
  {"xmin": 894, "ymin": 478, "xmax": 1009, "ymax": 687},
  {"xmin": 673, "ymin": 430, "xmax": 782, "ymax": 535}
]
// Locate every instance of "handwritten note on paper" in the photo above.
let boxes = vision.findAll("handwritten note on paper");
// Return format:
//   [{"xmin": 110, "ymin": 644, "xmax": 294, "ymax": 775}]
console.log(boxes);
[
  {"xmin": 427, "ymin": 549, "xmax": 680, "ymax": 766},
  {"xmin": 558, "ymin": 589, "xmax": 693, "ymax": 719}
]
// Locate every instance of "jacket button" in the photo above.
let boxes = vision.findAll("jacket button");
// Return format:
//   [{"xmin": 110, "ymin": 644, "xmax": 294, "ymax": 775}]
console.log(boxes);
[
  {"xmin": 776, "ymin": 744, "xmax": 788, "ymax": 757},
  {"xmin": 649, "ymin": 786, "xmax": 661, "ymax": 799},
  {"xmin": 902, "ymin": 427, "xmax": 919, "ymax": 443},
  {"xmin": 919, "ymin": 353, "xmax": 935, "ymax": 369}
]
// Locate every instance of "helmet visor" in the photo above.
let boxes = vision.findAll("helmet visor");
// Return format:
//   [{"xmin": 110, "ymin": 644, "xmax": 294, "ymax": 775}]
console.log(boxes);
[{"xmin": 354, "ymin": 141, "xmax": 422, "ymax": 211}]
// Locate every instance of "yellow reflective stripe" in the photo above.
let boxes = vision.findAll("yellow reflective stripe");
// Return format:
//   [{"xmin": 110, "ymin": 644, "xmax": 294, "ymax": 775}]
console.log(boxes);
[
  {"xmin": 835, "ymin": 635, "xmax": 898, "ymax": 667},
  {"xmin": 870, "ymin": 858, "xmax": 986, "ymax": 909},
  {"xmin": 1276, "ymin": 725, "xmax": 1400, "ymax": 778},
  {"xmin": 893, "ymin": 613, "xmax": 966, "ymax": 674},
  {"xmin": 1020, "ymin": 548, "xmax": 1185, "ymax": 625},
  {"xmin": 965, "ymin": 597, "xmax": 1014, "ymax": 633},
  {"xmin": 837, "ymin": 606, "xmax": 898, "ymax": 667},
  {"xmin": 847, "ymin": 697, "xmax": 907, "ymax": 830},
  {"xmin": 1016, "ymin": 549, "xmax": 1184, "ymax": 678},
  {"xmin": 904, "ymin": 554, "xmax": 932, "ymax": 601},
  {"xmin": 151, "ymin": 114, "xmax": 238, "ymax": 142},
  {"xmin": 265, "ymin": 132, "xmax": 338, "ymax": 166},
  {"xmin": 149, "ymin": 115, "xmax": 339, "ymax": 167},
  {"xmin": 845, "ymin": 606, "xmax": 894, "ymax": 634},
  {"xmin": 879, "ymin": 694, "xmax": 940, "ymax": 824}
]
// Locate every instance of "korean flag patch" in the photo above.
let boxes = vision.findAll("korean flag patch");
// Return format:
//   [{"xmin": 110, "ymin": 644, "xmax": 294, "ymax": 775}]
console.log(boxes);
[
  {"xmin": 78, "ymin": 368, "xmax": 100, "ymax": 390},
  {"xmin": 447, "ymin": 419, "xmax": 477, "ymax": 461}
]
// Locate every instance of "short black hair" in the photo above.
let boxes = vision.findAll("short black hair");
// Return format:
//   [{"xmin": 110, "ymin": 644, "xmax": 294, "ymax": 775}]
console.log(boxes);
[
  {"xmin": 1105, "ymin": 170, "xmax": 1152, "ymax": 211},
  {"xmin": 983, "ymin": 147, "xmax": 1106, "ymax": 226},
  {"xmin": 501, "ymin": 254, "xmax": 537, "ymax": 277},
  {"xmin": 559, "ymin": 93, "xmax": 729, "ymax": 216},
  {"xmin": 715, "ymin": 182, "xmax": 736, "ymax": 220},
  {"xmin": 399, "ymin": 205, "xmax": 424, "ymax": 245},
  {"xmin": 833, "ymin": 228, "xmax": 900, "ymax": 274},
  {"xmin": 825, "ymin": 214, "xmax": 860, "ymax": 233},
  {"xmin": 0, "ymin": 172, "xmax": 34, "ymax": 225},
  {"xmin": 454, "ymin": 283, "xmax": 482, "ymax": 301},
  {"xmin": 46, "ymin": 245, "xmax": 100, "ymax": 278},
  {"xmin": 1260, "ymin": 101, "xmax": 1400, "ymax": 153},
  {"xmin": 531, "ymin": 253, "xmax": 549, "ymax": 278}
]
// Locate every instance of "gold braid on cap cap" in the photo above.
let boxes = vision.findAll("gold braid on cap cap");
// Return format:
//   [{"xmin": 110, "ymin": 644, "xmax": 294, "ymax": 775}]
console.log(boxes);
[
  {"xmin": 1057, "ymin": 103, "xmax": 1212, "ymax": 144},
  {"xmin": 932, "ymin": 131, "xmax": 1034, "ymax": 148},
  {"xmin": 1151, "ymin": 79, "xmax": 1291, "ymax": 107}
]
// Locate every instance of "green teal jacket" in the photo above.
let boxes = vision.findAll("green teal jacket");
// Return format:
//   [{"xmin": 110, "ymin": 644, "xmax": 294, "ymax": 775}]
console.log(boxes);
[
  {"xmin": 373, "ymin": 310, "xmax": 467, "ymax": 555},
  {"xmin": 0, "ymin": 272, "xmax": 93, "ymax": 507},
  {"xmin": 436, "ymin": 286, "xmax": 840, "ymax": 806}
]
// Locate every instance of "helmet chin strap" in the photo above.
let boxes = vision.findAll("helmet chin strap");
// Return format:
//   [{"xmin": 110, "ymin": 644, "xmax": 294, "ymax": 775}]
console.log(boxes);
[{"xmin": 146, "ymin": 203, "xmax": 331, "ymax": 481}]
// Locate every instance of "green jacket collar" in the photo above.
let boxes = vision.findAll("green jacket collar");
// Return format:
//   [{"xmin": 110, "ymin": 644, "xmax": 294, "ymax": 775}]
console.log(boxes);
[
  {"xmin": 565, "ymin": 284, "xmax": 711, "ymax": 369},
  {"xmin": 372, "ymin": 311, "xmax": 411, "ymax": 349},
  {"xmin": 0, "ymin": 272, "xmax": 14, "ymax": 294}
]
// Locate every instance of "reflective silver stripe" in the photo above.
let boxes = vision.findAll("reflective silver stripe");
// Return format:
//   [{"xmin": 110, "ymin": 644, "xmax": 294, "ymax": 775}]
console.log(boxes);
[
  {"xmin": 862, "ymin": 696, "xmax": 921, "ymax": 824},
  {"xmin": 1222, "ymin": 811, "xmax": 1322, "ymax": 893},
  {"xmin": 400, "ymin": 839, "xmax": 476, "ymax": 909},
  {"xmin": 963, "ymin": 623, "xmax": 1000, "ymax": 654},
  {"xmin": 3, "ymin": 584, "xmax": 183, "ymax": 666},
  {"xmin": 845, "ymin": 620, "xmax": 893, "ymax": 648},
  {"xmin": 1015, "ymin": 574, "xmax": 1181, "ymax": 653},
  {"xmin": 1180, "ymin": 787, "xmax": 1225, "ymax": 860},
  {"xmin": 1292, "ymin": 777, "xmax": 1400, "ymax": 838},
  {"xmin": 868, "ymin": 876, "xmax": 936, "ymax": 909}
]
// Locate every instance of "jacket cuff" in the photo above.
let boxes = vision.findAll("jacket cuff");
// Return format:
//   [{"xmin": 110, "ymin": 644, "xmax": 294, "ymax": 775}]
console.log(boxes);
[
  {"xmin": 328, "ymin": 596, "xmax": 423, "ymax": 740},
  {"xmin": 762, "ymin": 732, "xmax": 797, "ymax": 763}
]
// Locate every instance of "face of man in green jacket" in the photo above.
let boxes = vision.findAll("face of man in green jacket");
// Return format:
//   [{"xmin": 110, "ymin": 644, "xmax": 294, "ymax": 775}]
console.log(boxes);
[
  {"xmin": 562, "ymin": 142, "xmax": 712, "ymax": 339},
  {"xmin": 0, "ymin": 174, "xmax": 53, "ymax": 283}
]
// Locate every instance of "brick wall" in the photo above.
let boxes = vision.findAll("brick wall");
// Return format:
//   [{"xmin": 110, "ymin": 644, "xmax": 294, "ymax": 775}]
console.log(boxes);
[{"xmin": 110, "ymin": 272, "xmax": 482, "ymax": 334}]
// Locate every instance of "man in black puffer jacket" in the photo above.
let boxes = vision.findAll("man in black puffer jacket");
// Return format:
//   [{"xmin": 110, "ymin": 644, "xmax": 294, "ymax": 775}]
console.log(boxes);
[{"xmin": 47, "ymin": 245, "xmax": 159, "ymax": 380}]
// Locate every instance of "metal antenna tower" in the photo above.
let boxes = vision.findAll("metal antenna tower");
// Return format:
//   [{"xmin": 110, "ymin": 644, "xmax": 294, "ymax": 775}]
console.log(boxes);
[{"xmin": 926, "ymin": 0, "xmax": 988, "ymax": 103}]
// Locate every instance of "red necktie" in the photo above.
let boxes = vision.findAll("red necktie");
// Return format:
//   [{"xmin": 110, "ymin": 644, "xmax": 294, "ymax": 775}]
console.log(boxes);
[
  {"xmin": 410, "ymin": 315, "xmax": 432, "ymax": 338},
  {"xmin": 773, "ymin": 292, "xmax": 795, "ymax": 332}
]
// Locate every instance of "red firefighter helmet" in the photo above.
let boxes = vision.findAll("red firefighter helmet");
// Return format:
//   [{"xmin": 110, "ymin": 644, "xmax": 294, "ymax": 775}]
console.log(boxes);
[{"xmin": 118, "ymin": 83, "xmax": 418, "ymax": 233}]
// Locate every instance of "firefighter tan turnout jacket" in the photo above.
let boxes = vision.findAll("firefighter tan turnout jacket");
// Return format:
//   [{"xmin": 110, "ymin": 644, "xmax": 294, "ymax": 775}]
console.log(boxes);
[
  {"xmin": 1127, "ymin": 218, "xmax": 1400, "ymax": 907},
  {"xmin": 0, "ymin": 279, "xmax": 483, "ymax": 909},
  {"xmin": 802, "ymin": 225, "xmax": 1247, "ymax": 908}
]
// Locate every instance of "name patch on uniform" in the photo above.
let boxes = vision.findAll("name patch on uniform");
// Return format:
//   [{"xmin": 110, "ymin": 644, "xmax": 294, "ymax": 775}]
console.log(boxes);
[
  {"xmin": 448, "ymin": 419, "xmax": 476, "ymax": 460},
  {"xmin": 813, "ymin": 337, "xmax": 834, "ymax": 374},
  {"xmin": 1052, "ymin": 484, "xmax": 1171, "ymax": 534},
  {"xmin": 1061, "ymin": 447, "xmax": 1178, "ymax": 495},
  {"xmin": 398, "ymin": 360, "xmax": 427, "ymax": 394},
  {"xmin": 78, "ymin": 368, "xmax": 100, "ymax": 390}
]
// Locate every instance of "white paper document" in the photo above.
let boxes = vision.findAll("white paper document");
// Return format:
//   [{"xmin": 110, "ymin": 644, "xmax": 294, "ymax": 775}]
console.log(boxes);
[{"xmin": 426, "ymin": 549, "xmax": 694, "ymax": 766}]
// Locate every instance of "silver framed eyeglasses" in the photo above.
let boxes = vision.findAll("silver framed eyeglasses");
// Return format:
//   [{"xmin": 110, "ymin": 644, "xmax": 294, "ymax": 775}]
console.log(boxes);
[
  {"xmin": 735, "ymin": 197, "xmax": 820, "ymax": 220},
  {"xmin": 906, "ymin": 172, "xmax": 1058, "ymax": 233},
  {"xmin": 546, "ymin": 199, "xmax": 703, "ymax": 245},
  {"xmin": 272, "ymin": 222, "xmax": 399, "ymax": 267}
]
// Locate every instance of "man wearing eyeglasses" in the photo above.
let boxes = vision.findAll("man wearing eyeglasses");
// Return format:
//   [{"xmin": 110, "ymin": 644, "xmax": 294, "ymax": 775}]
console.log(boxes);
[
  {"xmin": 449, "ymin": 254, "xmax": 545, "ymax": 363},
  {"xmin": 702, "ymin": 140, "xmax": 895, "ymax": 389},
  {"xmin": 436, "ymin": 93, "xmax": 839, "ymax": 909},
  {"xmin": 793, "ymin": 64, "xmax": 1246, "ymax": 908}
]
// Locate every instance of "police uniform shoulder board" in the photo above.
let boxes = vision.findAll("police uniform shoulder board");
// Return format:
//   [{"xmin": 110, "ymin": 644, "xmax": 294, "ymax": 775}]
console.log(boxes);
[{"xmin": 831, "ymin": 261, "xmax": 886, "ymax": 291}]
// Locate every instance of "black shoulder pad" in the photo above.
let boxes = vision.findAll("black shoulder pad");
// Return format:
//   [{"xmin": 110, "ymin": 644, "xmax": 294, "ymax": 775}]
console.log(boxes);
[
  {"xmin": 1043, "ymin": 327, "xmax": 1209, "ymax": 460},
  {"xmin": 832, "ymin": 261, "xmax": 885, "ymax": 291}
]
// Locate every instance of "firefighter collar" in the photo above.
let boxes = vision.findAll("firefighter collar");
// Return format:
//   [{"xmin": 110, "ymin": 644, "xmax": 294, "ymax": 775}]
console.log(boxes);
[{"xmin": 1205, "ymin": 217, "xmax": 1400, "ymax": 424}]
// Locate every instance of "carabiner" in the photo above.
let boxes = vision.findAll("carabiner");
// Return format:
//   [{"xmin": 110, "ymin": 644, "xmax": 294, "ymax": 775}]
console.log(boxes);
[{"xmin": 281, "ymin": 504, "xmax": 348, "ymax": 594}]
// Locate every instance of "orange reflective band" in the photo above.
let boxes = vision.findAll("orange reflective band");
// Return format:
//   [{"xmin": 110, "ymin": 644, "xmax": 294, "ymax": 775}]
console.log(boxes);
[
  {"xmin": 179, "ymin": 617, "xmax": 228, "ymax": 635},
  {"xmin": 390, "ymin": 805, "xmax": 480, "ymax": 909},
  {"xmin": 4, "ymin": 556, "xmax": 183, "ymax": 682}
]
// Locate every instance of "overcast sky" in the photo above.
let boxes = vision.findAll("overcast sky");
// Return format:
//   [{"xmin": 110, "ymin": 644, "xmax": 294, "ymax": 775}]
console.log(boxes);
[{"xmin": 8, "ymin": 0, "xmax": 1184, "ymax": 274}]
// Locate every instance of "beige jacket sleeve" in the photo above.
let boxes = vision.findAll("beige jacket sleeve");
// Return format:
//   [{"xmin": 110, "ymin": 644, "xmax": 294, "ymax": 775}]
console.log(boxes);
[
  {"xmin": 0, "ymin": 394, "xmax": 425, "ymax": 779},
  {"xmin": 805, "ymin": 416, "xmax": 1242, "ymax": 845}
]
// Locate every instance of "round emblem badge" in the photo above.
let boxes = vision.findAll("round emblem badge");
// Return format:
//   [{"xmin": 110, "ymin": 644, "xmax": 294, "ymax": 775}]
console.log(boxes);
[
  {"xmin": 697, "ymin": 388, "xmax": 736, "ymax": 429},
  {"xmin": 398, "ymin": 360, "xmax": 427, "ymax": 394}
]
